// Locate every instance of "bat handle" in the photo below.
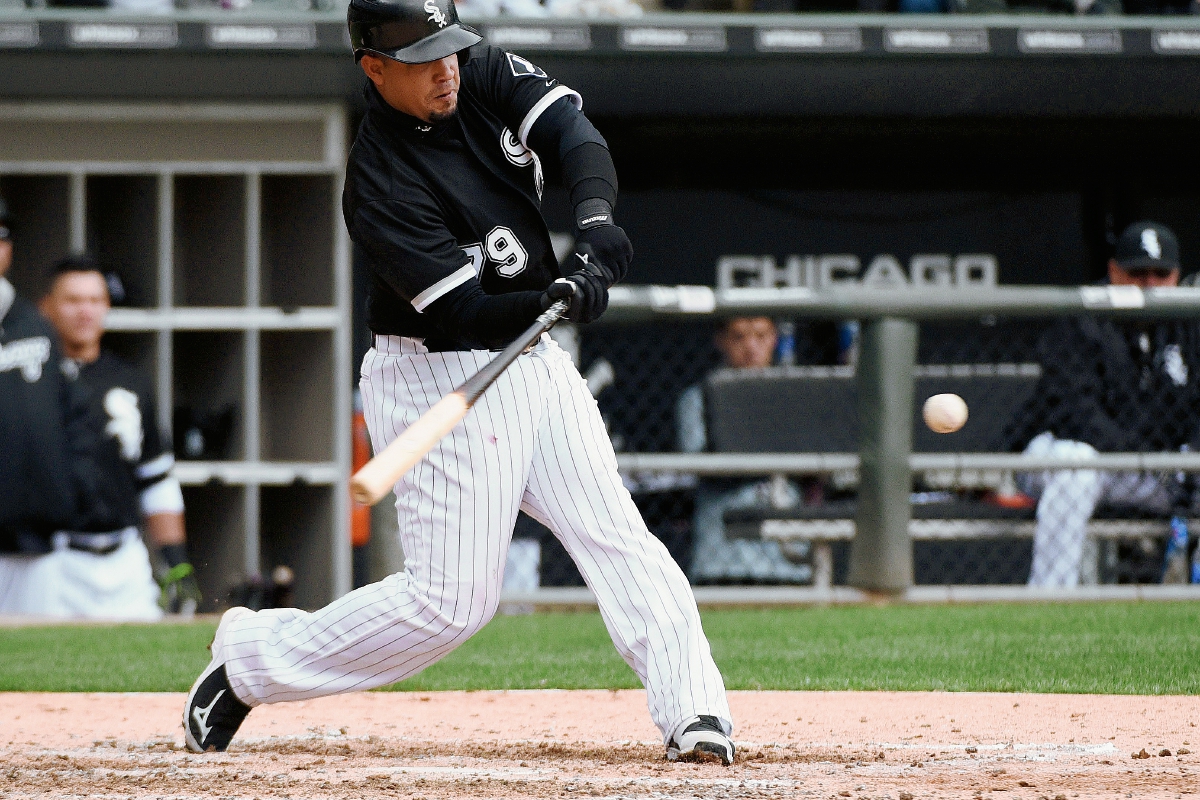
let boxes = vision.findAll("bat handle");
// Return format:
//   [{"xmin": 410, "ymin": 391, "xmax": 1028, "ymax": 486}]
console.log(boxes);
[
  {"xmin": 459, "ymin": 299, "xmax": 569, "ymax": 405},
  {"xmin": 537, "ymin": 298, "xmax": 570, "ymax": 328}
]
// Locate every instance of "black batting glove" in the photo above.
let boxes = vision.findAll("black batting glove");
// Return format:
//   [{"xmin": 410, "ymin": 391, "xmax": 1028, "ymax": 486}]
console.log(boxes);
[
  {"xmin": 541, "ymin": 245, "xmax": 609, "ymax": 324},
  {"xmin": 573, "ymin": 199, "xmax": 632, "ymax": 286}
]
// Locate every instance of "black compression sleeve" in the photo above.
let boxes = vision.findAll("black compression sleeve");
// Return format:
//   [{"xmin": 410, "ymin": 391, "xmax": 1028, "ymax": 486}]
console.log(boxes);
[
  {"xmin": 526, "ymin": 98, "xmax": 618, "ymax": 215},
  {"xmin": 424, "ymin": 281, "xmax": 546, "ymax": 350},
  {"xmin": 527, "ymin": 96, "xmax": 607, "ymax": 158},
  {"xmin": 562, "ymin": 142, "xmax": 617, "ymax": 211}
]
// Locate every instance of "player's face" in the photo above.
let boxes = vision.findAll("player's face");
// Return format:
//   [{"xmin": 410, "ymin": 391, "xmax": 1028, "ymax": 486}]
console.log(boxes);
[
  {"xmin": 361, "ymin": 52, "xmax": 460, "ymax": 124},
  {"xmin": 717, "ymin": 317, "xmax": 777, "ymax": 370},
  {"xmin": 0, "ymin": 233, "xmax": 11, "ymax": 279},
  {"xmin": 1109, "ymin": 259, "xmax": 1180, "ymax": 289},
  {"xmin": 43, "ymin": 271, "xmax": 110, "ymax": 353}
]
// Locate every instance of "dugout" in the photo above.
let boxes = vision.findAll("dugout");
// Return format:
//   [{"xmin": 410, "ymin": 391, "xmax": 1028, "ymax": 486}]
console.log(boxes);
[{"xmin": 2, "ymin": 9, "xmax": 1199, "ymax": 600}]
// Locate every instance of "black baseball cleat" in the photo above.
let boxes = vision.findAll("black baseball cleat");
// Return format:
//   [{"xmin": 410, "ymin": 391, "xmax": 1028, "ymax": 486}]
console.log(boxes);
[
  {"xmin": 666, "ymin": 715, "xmax": 735, "ymax": 765},
  {"xmin": 183, "ymin": 607, "xmax": 253, "ymax": 752}
]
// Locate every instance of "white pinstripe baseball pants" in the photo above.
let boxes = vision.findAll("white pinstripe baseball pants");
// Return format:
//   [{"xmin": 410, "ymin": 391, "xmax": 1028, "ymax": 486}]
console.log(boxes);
[{"xmin": 220, "ymin": 334, "xmax": 731, "ymax": 742}]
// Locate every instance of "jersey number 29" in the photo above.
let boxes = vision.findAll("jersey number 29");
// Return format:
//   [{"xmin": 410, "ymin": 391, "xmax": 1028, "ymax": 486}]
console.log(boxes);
[{"xmin": 463, "ymin": 226, "xmax": 528, "ymax": 279}]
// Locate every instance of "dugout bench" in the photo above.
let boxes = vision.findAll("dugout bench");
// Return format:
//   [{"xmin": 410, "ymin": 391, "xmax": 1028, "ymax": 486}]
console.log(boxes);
[{"xmin": 708, "ymin": 364, "xmax": 1192, "ymax": 588}]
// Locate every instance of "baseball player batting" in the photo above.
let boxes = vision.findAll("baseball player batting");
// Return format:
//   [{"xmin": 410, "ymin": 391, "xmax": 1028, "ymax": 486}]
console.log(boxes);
[{"xmin": 183, "ymin": 0, "xmax": 734, "ymax": 765}]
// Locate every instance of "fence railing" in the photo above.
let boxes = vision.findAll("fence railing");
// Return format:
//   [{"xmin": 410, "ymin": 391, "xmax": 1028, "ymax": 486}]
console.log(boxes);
[
  {"xmin": 604, "ymin": 284, "xmax": 1200, "ymax": 593},
  {"xmin": 603, "ymin": 284, "xmax": 1200, "ymax": 322},
  {"xmin": 616, "ymin": 452, "xmax": 1200, "ymax": 474}
]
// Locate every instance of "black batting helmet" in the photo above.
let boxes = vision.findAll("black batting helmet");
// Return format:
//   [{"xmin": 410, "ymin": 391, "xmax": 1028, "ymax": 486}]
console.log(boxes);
[{"xmin": 348, "ymin": 0, "xmax": 481, "ymax": 64}]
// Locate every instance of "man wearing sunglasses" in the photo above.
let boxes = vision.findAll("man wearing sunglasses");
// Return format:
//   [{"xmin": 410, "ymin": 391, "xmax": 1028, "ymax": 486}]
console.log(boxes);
[{"xmin": 1010, "ymin": 221, "xmax": 1200, "ymax": 587}]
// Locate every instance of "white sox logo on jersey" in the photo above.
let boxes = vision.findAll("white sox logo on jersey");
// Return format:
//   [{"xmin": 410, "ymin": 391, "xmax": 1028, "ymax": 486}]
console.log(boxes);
[
  {"xmin": 1164, "ymin": 343, "xmax": 1189, "ymax": 387},
  {"xmin": 505, "ymin": 52, "xmax": 548, "ymax": 79},
  {"xmin": 424, "ymin": 0, "xmax": 447, "ymax": 28},
  {"xmin": 500, "ymin": 127, "xmax": 544, "ymax": 200},
  {"xmin": 104, "ymin": 387, "xmax": 144, "ymax": 462},
  {"xmin": 0, "ymin": 336, "xmax": 51, "ymax": 382}
]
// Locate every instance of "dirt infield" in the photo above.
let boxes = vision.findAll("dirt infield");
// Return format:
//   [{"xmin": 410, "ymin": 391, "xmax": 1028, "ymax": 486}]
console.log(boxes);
[{"xmin": 2, "ymin": 690, "xmax": 1196, "ymax": 799}]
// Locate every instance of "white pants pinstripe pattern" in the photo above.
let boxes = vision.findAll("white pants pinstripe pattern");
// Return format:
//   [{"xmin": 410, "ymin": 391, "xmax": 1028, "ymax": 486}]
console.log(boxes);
[{"xmin": 220, "ymin": 334, "xmax": 731, "ymax": 742}]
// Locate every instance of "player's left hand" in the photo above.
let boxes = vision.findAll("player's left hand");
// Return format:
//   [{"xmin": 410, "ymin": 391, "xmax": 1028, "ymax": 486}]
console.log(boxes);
[{"xmin": 574, "ymin": 224, "xmax": 632, "ymax": 286}]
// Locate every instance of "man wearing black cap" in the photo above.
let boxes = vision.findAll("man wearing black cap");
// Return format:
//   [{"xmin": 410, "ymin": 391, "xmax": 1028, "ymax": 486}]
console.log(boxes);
[
  {"xmin": 1011, "ymin": 221, "xmax": 1200, "ymax": 587},
  {"xmin": 0, "ymin": 198, "xmax": 94, "ymax": 610},
  {"xmin": 182, "ymin": 0, "xmax": 734, "ymax": 767}
]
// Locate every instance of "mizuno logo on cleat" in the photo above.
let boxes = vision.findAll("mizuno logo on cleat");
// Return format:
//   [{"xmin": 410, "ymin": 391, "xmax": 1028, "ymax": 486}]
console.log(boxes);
[{"xmin": 192, "ymin": 689, "xmax": 224, "ymax": 744}]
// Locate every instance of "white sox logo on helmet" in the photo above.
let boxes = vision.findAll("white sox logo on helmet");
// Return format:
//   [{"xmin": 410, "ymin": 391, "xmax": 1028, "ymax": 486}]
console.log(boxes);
[
  {"xmin": 424, "ymin": 0, "xmax": 447, "ymax": 28},
  {"xmin": 1141, "ymin": 228, "xmax": 1162, "ymax": 259}
]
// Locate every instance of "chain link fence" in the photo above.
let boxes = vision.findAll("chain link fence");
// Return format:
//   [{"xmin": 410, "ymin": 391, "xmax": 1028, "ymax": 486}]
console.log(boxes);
[{"xmin": 520, "ymin": 295, "xmax": 1200, "ymax": 591}]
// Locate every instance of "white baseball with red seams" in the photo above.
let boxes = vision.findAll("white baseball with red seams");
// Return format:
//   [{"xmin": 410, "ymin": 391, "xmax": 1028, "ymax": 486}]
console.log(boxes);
[
  {"xmin": 923, "ymin": 393, "xmax": 969, "ymax": 434},
  {"xmin": 215, "ymin": 333, "xmax": 732, "ymax": 747}
]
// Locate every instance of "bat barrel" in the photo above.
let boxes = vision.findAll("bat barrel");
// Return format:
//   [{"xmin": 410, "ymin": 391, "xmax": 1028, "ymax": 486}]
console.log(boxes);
[
  {"xmin": 350, "ymin": 392, "xmax": 469, "ymax": 506},
  {"xmin": 350, "ymin": 300, "xmax": 569, "ymax": 507}
]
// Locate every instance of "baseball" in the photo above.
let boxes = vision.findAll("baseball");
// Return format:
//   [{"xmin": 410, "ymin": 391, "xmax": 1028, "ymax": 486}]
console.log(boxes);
[{"xmin": 923, "ymin": 393, "xmax": 969, "ymax": 434}]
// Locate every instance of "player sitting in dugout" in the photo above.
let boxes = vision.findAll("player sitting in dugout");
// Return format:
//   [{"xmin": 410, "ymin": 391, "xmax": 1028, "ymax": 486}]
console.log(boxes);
[
  {"xmin": 1005, "ymin": 221, "xmax": 1200, "ymax": 588},
  {"xmin": 676, "ymin": 316, "xmax": 814, "ymax": 584},
  {"xmin": 5, "ymin": 254, "xmax": 201, "ymax": 619}
]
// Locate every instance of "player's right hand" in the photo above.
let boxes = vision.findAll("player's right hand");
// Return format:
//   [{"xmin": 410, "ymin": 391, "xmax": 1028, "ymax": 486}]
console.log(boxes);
[
  {"xmin": 574, "ymin": 224, "xmax": 632, "ymax": 286},
  {"xmin": 542, "ymin": 246, "xmax": 608, "ymax": 323}
]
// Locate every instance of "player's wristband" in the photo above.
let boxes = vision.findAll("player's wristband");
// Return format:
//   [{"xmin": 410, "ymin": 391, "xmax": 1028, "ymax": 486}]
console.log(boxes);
[
  {"xmin": 159, "ymin": 543, "xmax": 190, "ymax": 569},
  {"xmin": 575, "ymin": 198, "xmax": 614, "ymax": 231}
]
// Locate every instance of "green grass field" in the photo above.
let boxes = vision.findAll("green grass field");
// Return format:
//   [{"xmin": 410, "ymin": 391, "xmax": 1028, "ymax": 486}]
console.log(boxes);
[{"xmin": 1, "ymin": 602, "xmax": 1197, "ymax": 694}]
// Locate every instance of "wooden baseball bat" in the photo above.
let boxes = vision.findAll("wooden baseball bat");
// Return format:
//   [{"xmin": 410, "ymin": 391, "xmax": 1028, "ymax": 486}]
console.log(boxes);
[{"xmin": 350, "ymin": 299, "xmax": 570, "ymax": 506}]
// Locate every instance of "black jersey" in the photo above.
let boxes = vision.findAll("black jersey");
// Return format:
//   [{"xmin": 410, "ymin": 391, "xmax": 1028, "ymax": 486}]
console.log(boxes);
[
  {"xmin": 0, "ymin": 291, "xmax": 80, "ymax": 551},
  {"xmin": 65, "ymin": 350, "xmax": 173, "ymax": 533},
  {"xmin": 1005, "ymin": 315, "xmax": 1200, "ymax": 453},
  {"xmin": 344, "ymin": 45, "xmax": 581, "ymax": 348}
]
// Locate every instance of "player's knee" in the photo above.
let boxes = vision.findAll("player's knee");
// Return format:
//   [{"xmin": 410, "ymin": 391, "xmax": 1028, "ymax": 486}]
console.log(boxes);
[{"xmin": 425, "ymin": 592, "xmax": 499, "ymax": 639}]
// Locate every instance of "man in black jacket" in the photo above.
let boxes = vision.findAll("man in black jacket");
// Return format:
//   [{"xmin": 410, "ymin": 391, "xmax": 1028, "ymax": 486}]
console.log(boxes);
[
  {"xmin": 1011, "ymin": 221, "xmax": 1200, "ymax": 587},
  {"xmin": 0, "ymin": 197, "xmax": 91, "ymax": 611}
]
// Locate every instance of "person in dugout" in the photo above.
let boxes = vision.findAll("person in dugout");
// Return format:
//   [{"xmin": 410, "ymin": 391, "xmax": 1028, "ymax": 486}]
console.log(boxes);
[{"xmin": 0, "ymin": 247, "xmax": 201, "ymax": 619}]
